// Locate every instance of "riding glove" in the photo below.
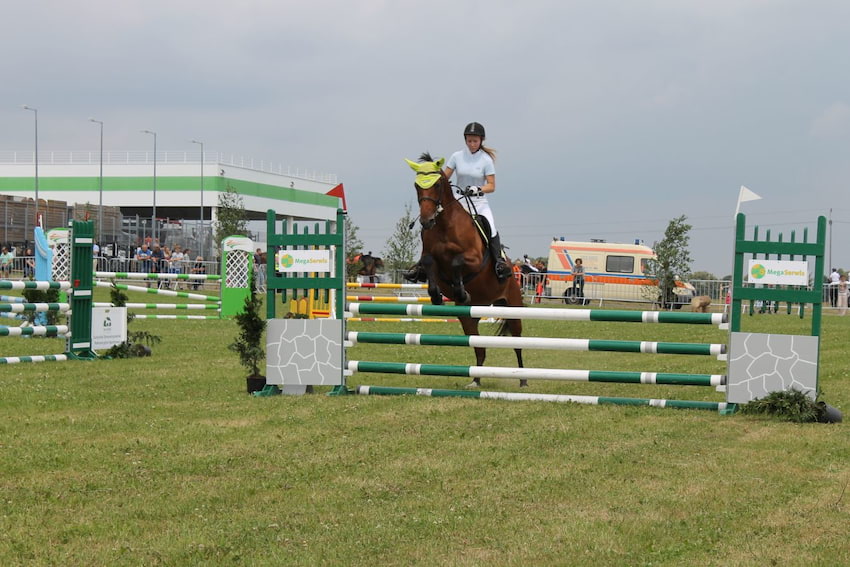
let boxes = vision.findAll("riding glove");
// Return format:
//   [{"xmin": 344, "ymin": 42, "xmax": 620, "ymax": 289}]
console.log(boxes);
[{"xmin": 462, "ymin": 186, "xmax": 483, "ymax": 197}]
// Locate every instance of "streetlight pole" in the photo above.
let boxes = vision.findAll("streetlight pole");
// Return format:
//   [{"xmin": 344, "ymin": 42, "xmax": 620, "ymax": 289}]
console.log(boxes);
[
  {"xmin": 89, "ymin": 118, "xmax": 104, "ymax": 241},
  {"xmin": 142, "ymin": 130, "xmax": 157, "ymax": 244},
  {"xmin": 21, "ymin": 105, "xmax": 39, "ymax": 222},
  {"xmin": 190, "ymin": 139, "xmax": 204, "ymax": 258}
]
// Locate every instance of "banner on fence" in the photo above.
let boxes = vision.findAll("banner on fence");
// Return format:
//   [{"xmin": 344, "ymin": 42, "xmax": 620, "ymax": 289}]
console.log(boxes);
[
  {"xmin": 747, "ymin": 259, "xmax": 808, "ymax": 286},
  {"xmin": 275, "ymin": 250, "xmax": 332, "ymax": 273}
]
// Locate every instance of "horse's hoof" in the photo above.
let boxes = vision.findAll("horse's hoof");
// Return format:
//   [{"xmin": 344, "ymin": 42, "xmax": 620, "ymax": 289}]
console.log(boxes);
[
  {"xmin": 464, "ymin": 380, "xmax": 480, "ymax": 389},
  {"xmin": 519, "ymin": 380, "xmax": 528, "ymax": 388}
]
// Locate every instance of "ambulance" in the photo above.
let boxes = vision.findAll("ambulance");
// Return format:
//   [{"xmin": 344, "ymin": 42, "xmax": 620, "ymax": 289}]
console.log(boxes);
[{"xmin": 546, "ymin": 239, "xmax": 695, "ymax": 307}]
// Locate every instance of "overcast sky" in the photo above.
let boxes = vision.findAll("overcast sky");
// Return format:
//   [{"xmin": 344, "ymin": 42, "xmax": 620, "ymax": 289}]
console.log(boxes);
[{"xmin": 3, "ymin": 1, "xmax": 849, "ymax": 276}]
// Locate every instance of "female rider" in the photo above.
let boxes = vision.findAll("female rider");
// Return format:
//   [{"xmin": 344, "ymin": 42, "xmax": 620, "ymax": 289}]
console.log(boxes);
[{"xmin": 405, "ymin": 121, "xmax": 510, "ymax": 282}]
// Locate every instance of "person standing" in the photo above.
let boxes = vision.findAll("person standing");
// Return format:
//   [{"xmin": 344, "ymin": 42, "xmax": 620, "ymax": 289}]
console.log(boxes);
[
  {"xmin": 828, "ymin": 268, "xmax": 840, "ymax": 307},
  {"xmin": 572, "ymin": 258, "xmax": 585, "ymax": 301},
  {"xmin": 23, "ymin": 248, "xmax": 35, "ymax": 279},
  {"xmin": 838, "ymin": 274, "xmax": 848, "ymax": 316},
  {"xmin": 0, "ymin": 247, "xmax": 14, "ymax": 278},
  {"xmin": 404, "ymin": 121, "xmax": 510, "ymax": 282}
]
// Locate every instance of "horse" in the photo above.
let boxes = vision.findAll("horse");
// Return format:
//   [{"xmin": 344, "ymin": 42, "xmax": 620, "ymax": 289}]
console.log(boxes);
[
  {"xmin": 405, "ymin": 153, "xmax": 526, "ymax": 387},
  {"xmin": 357, "ymin": 252, "xmax": 384, "ymax": 284}
]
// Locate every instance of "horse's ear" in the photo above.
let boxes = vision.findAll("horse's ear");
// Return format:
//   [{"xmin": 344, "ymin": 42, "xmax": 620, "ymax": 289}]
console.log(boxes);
[
  {"xmin": 435, "ymin": 157, "xmax": 445, "ymax": 169},
  {"xmin": 405, "ymin": 158, "xmax": 422, "ymax": 172}
]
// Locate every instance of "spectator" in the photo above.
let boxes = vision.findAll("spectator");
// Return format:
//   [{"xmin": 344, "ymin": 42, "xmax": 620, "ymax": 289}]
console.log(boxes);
[
  {"xmin": 150, "ymin": 244, "xmax": 166, "ymax": 274},
  {"xmin": 838, "ymin": 274, "xmax": 848, "ymax": 316},
  {"xmin": 0, "ymin": 247, "xmax": 14, "ymax": 278},
  {"xmin": 254, "ymin": 248, "xmax": 267, "ymax": 290},
  {"xmin": 572, "ymin": 258, "xmax": 586, "ymax": 301},
  {"xmin": 512, "ymin": 259, "xmax": 523, "ymax": 285},
  {"xmin": 828, "ymin": 268, "xmax": 840, "ymax": 307},
  {"xmin": 135, "ymin": 243, "xmax": 152, "ymax": 274},
  {"xmin": 191, "ymin": 256, "xmax": 206, "ymax": 290},
  {"xmin": 23, "ymin": 248, "xmax": 35, "ymax": 279}
]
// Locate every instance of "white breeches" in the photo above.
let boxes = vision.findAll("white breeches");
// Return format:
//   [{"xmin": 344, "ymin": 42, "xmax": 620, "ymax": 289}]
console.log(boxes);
[{"xmin": 461, "ymin": 197, "xmax": 498, "ymax": 236}]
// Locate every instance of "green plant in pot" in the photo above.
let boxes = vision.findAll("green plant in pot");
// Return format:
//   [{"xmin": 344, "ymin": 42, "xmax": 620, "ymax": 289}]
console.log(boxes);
[{"xmin": 229, "ymin": 279, "xmax": 267, "ymax": 393}]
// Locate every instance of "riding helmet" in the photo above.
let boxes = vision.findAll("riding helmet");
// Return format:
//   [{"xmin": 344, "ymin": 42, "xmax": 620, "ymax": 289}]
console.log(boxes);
[{"xmin": 463, "ymin": 122, "xmax": 486, "ymax": 138}]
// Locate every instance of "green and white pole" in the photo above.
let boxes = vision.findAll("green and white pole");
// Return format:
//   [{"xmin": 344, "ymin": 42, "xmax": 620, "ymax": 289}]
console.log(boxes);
[
  {"xmin": 346, "ymin": 331, "xmax": 725, "ymax": 357},
  {"xmin": 348, "ymin": 360, "xmax": 725, "ymax": 387},
  {"xmin": 0, "ymin": 354, "xmax": 69, "ymax": 365},
  {"xmin": 347, "ymin": 303, "xmax": 727, "ymax": 326},
  {"xmin": 356, "ymin": 385, "xmax": 732, "ymax": 413}
]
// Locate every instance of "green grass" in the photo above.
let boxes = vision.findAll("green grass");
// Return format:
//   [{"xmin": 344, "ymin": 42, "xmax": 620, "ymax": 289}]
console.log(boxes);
[{"xmin": 1, "ymin": 297, "xmax": 849, "ymax": 566}]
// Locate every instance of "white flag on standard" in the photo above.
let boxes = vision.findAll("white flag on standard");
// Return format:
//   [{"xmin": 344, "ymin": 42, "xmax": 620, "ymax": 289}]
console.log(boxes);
[{"xmin": 735, "ymin": 185, "xmax": 762, "ymax": 217}]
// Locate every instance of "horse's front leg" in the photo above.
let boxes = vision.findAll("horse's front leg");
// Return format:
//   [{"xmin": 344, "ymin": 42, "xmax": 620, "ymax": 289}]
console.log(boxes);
[
  {"xmin": 422, "ymin": 254, "xmax": 443, "ymax": 305},
  {"xmin": 450, "ymin": 254, "xmax": 470, "ymax": 304}
]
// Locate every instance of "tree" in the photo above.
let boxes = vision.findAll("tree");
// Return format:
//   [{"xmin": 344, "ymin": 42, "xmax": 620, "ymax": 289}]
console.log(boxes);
[
  {"xmin": 213, "ymin": 184, "xmax": 249, "ymax": 258},
  {"xmin": 382, "ymin": 203, "xmax": 420, "ymax": 280},
  {"xmin": 644, "ymin": 215, "xmax": 693, "ymax": 309},
  {"xmin": 344, "ymin": 217, "xmax": 364, "ymax": 281}
]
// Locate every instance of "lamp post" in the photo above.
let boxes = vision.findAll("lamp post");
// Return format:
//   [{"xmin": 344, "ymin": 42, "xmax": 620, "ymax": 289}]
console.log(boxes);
[
  {"xmin": 89, "ymin": 118, "xmax": 104, "ymax": 240},
  {"xmin": 190, "ymin": 139, "xmax": 204, "ymax": 258},
  {"xmin": 21, "ymin": 105, "xmax": 39, "ymax": 221},
  {"xmin": 142, "ymin": 130, "xmax": 157, "ymax": 244}
]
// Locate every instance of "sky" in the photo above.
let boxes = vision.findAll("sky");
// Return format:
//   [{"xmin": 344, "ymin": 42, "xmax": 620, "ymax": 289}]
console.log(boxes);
[{"xmin": 3, "ymin": 0, "xmax": 849, "ymax": 277}]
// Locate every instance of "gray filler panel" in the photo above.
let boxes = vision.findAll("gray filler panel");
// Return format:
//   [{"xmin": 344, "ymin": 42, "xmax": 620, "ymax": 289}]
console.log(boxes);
[
  {"xmin": 727, "ymin": 332, "xmax": 819, "ymax": 403},
  {"xmin": 266, "ymin": 319, "xmax": 343, "ymax": 386}
]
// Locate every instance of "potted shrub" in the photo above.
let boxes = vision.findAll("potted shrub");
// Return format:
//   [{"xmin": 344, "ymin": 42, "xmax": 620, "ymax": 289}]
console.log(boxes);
[{"xmin": 229, "ymin": 280, "xmax": 267, "ymax": 393}]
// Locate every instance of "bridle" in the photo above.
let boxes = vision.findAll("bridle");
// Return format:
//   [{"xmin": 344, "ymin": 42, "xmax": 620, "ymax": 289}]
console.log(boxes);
[{"xmin": 415, "ymin": 180, "xmax": 445, "ymax": 230}]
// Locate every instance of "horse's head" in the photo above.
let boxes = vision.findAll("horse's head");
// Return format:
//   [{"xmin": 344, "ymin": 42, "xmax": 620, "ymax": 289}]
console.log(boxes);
[{"xmin": 405, "ymin": 153, "xmax": 450, "ymax": 230}]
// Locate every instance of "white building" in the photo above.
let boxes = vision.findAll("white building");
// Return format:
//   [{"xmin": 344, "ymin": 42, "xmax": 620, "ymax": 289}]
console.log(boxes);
[{"xmin": 0, "ymin": 150, "xmax": 344, "ymax": 256}]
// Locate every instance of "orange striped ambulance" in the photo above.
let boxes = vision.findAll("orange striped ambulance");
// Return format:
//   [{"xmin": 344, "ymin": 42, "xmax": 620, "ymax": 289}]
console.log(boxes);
[{"xmin": 546, "ymin": 239, "xmax": 695, "ymax": 307}]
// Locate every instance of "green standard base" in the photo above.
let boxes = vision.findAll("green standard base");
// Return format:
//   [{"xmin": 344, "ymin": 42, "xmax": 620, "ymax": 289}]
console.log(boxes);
[
  {"xmin": 253, "ymin": 385, "xmax": 282, "ymax": 397},
  {"xmin": 327, "ymin": 385, "xmax": 353, "ymax": 396},
  {"xmin": 66, "ymin": 350, "xmax": 98, "ymax": 361}
]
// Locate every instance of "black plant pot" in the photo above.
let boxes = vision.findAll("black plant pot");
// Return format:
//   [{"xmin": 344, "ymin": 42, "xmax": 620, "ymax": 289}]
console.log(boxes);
[
  {"xmin": 246, "ymin": 376, "xmax": 266, "ymax": 393},
  {"xmin": 818, "ymin": 402, "xmax": 843, "ymax": 424}
]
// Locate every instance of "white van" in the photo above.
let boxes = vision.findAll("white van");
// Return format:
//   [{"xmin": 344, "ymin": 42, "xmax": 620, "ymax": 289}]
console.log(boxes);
[{"xmin": 546, "ymin": 239, "xmax": 695, "ymax": 307}]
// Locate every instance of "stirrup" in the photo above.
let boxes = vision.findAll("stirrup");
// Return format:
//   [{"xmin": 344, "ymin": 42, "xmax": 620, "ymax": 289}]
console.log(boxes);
[
  {"xmin": 494, "ymin": 259, "xmax": 511, "ymax": 282},
  {"xmin": 403, "ymin": 263, "xmax": 427, "ymax": 283}
]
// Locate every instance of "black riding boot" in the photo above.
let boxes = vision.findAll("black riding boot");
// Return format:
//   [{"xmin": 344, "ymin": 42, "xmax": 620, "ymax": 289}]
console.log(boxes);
[
  {"xmin": 489, "ymin": 233, "xmax": 511, "ymax": 282},
  {"xmin": 403, "ymin": 260, "xmax": 427, "ymax": 283}
]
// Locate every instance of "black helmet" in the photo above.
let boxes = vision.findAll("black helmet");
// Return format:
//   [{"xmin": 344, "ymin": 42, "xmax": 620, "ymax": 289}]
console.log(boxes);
[{"xmin": 463, "ymin": 122, "xmax": 486, "ymax": 138}]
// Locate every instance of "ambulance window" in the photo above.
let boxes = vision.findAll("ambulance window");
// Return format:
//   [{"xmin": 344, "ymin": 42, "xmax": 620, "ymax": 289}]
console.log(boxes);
[
  {"xmin": 640, "ymin": 258, "xmax": 650, "ymax": 274},
  {"xmin": 606, "ymin": 255, "xmax": 634, "ymax": 273}
]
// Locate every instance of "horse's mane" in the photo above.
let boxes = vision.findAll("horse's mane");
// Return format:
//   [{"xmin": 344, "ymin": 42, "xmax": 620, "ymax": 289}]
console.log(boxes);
[{"xmin": 419, "ymin": 152, "xmax": 434, "ymax": 163}]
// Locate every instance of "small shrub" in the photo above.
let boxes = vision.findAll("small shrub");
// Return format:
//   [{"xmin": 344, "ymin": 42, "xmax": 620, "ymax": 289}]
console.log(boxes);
[{"xmin": 739, "ymin": 389, "xmax": 830, "ymax": 423}]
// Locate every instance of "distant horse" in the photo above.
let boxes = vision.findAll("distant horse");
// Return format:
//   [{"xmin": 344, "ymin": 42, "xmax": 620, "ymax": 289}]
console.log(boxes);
[
  {"xmin": 358, "ymin": 252, "xmax": 384, "ymax": 284},
  {"xmin": 406, "ymin": 153, "xmax": 526, "ymax": 387}
]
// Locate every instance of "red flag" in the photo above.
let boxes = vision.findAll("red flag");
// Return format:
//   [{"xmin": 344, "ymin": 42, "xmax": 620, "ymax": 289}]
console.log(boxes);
[{"xmin": 325, "ymin": 183, "xmax": 347, "ymax": 211}]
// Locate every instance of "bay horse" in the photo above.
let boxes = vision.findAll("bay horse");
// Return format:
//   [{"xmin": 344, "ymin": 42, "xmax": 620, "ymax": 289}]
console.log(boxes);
[
  {"xmin": 357, "ymin": 252, "xmax": 383, "ymax": 284},
  {"xmin": 405, "ymin": 153, "xmax": 526, "ymax": 387}
]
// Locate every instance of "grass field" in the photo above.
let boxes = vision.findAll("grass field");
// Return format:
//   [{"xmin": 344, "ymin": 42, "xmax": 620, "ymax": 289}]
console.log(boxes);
[{"xmin": 1, "ymin": 294, "xmax": 848, "ymax": 566}]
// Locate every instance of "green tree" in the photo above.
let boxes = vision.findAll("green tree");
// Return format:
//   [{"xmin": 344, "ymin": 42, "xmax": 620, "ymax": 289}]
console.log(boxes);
[
  {"xmin": 644, "ymin": 215, "xmax": 693, "ymax": 309},
  {"xmin": 213, "ymin": 185, "xmax": 249, "ymax": 258},
  {"xmin": 229, "ymin": 279, "xmax": 266, "ymax": 379},
  {"xmin": 345, "ymin": 217, "xmax": 364, "ymax": 281},
  {"xmin": 382, "ymin": 203, "xmax": 420, "ymax": 280}
]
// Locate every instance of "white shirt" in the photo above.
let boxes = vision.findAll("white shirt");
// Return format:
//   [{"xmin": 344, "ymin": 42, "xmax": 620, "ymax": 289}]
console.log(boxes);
[
  {"xmin": 830, "ymin": 270, "xmax": 840, "ymax": 284},
  {"xmin": 447, "ymin": 147, "xmax": 495, "ymax": 199}
]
